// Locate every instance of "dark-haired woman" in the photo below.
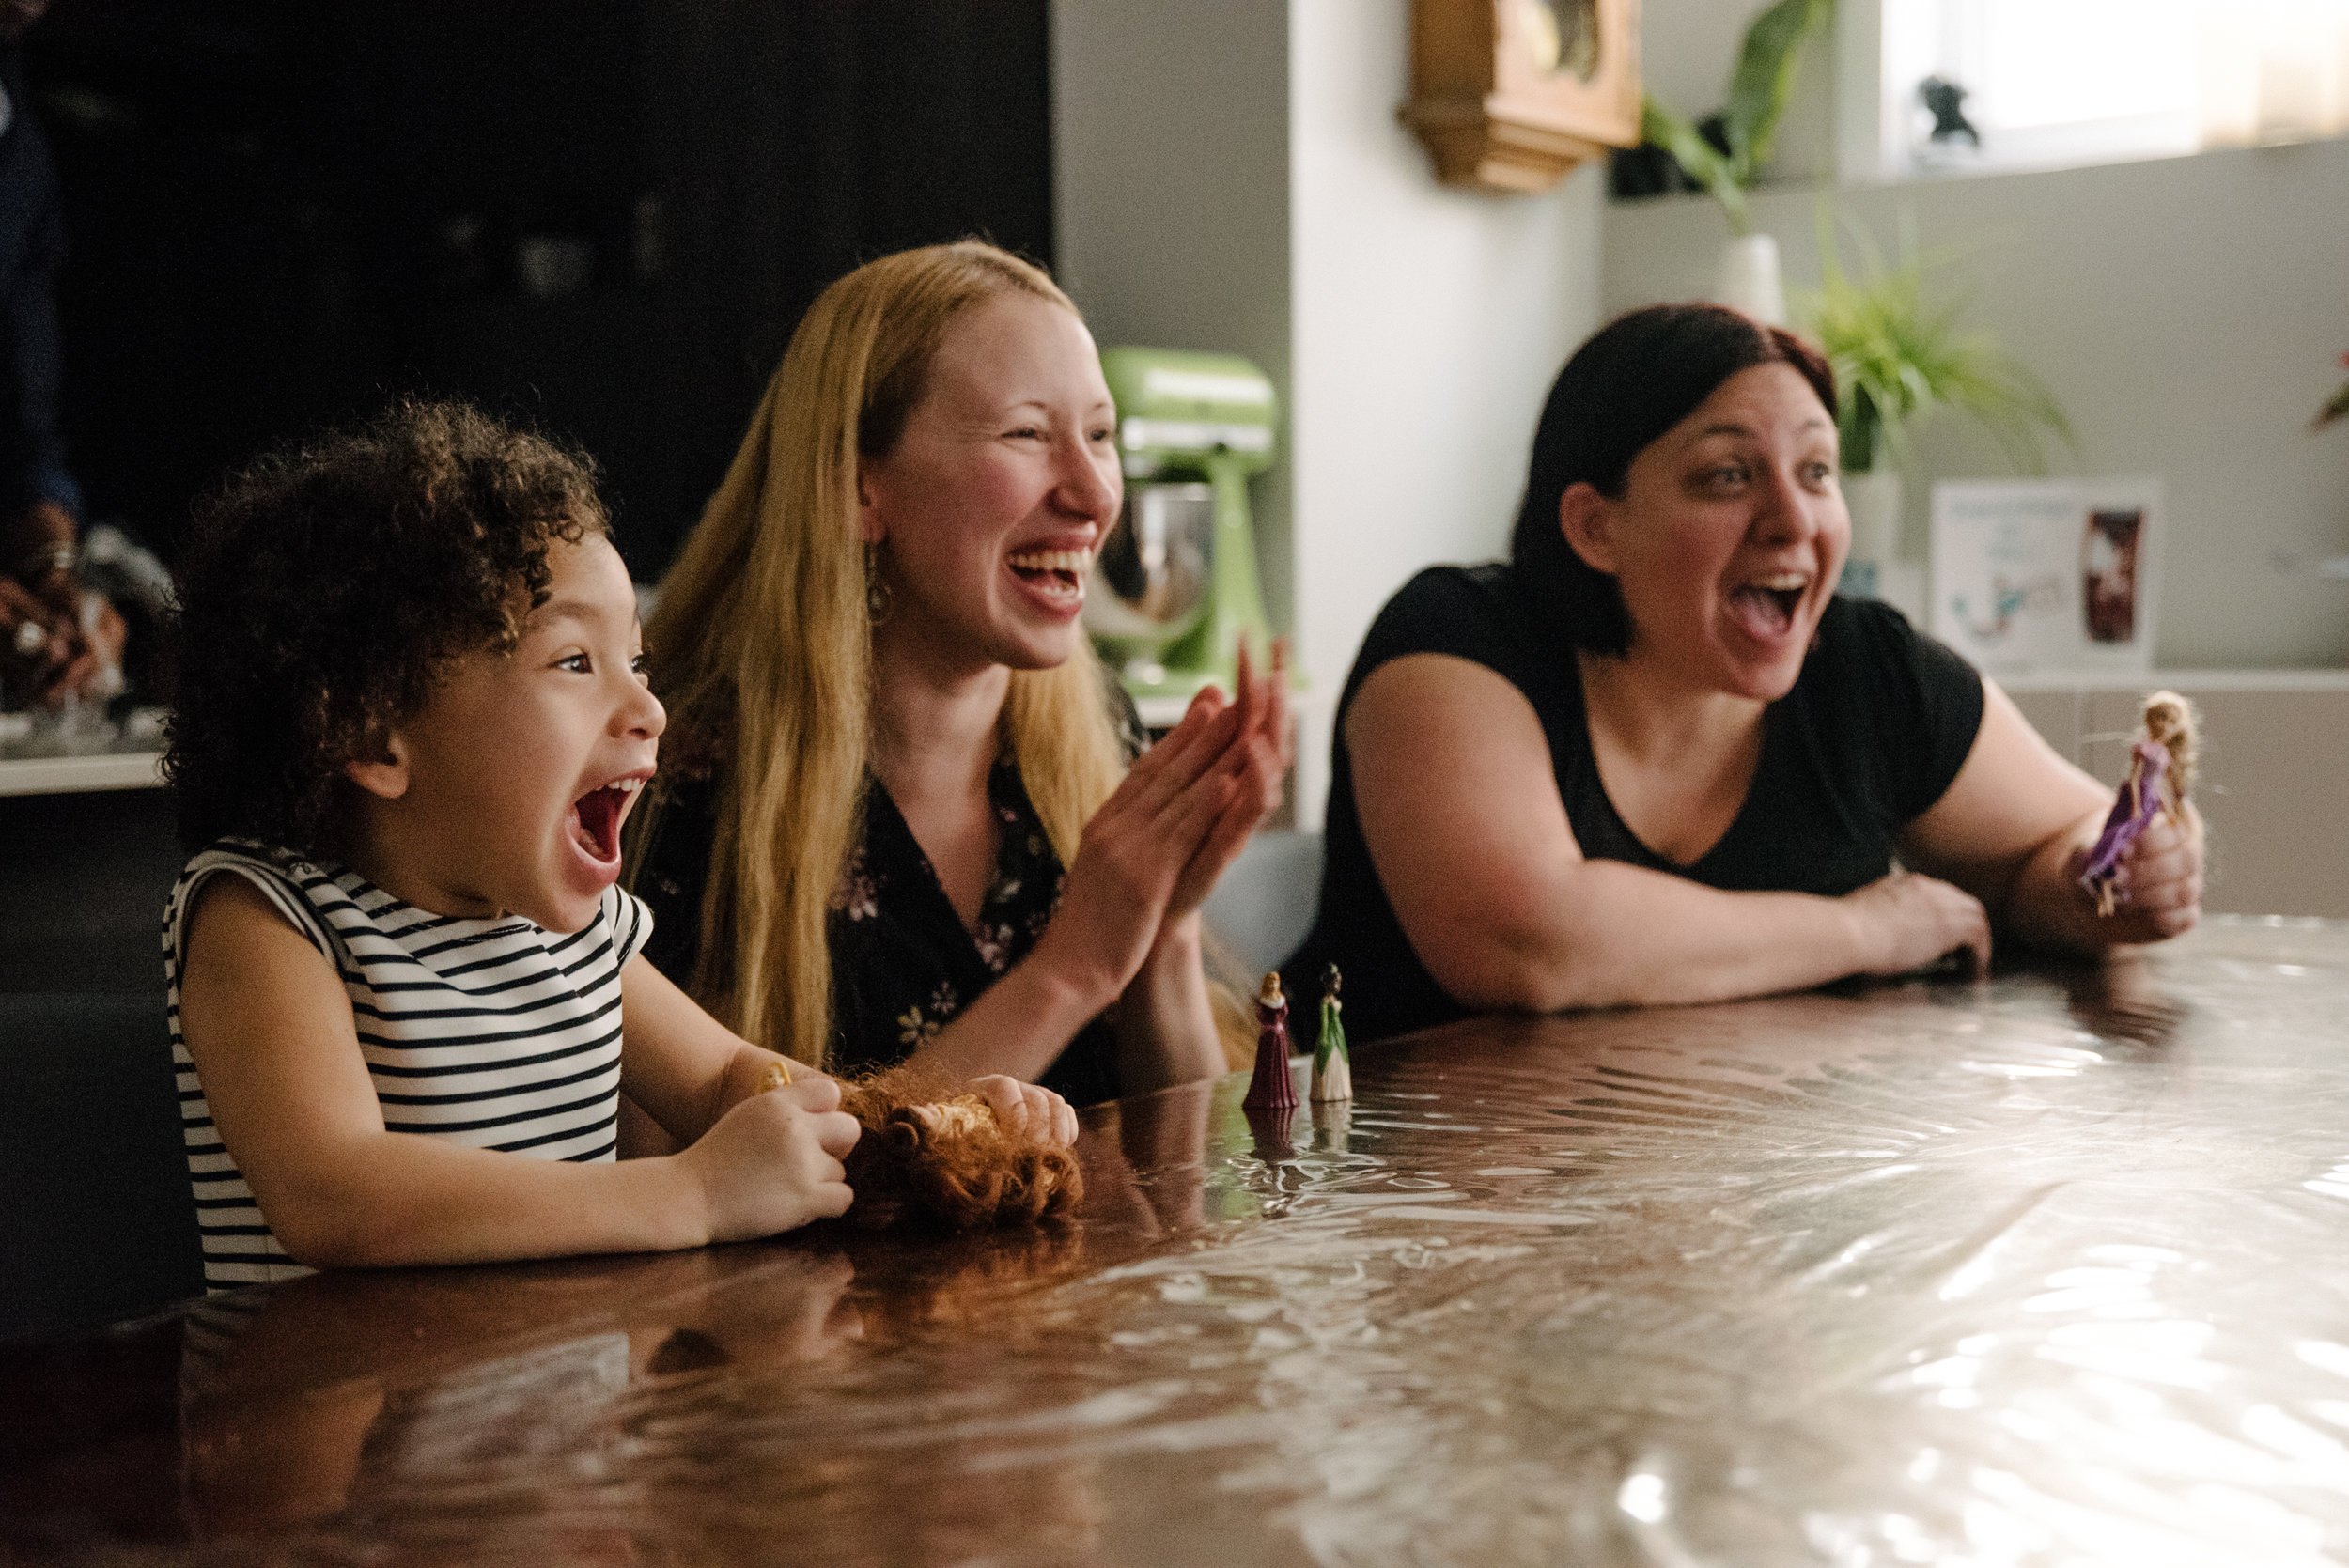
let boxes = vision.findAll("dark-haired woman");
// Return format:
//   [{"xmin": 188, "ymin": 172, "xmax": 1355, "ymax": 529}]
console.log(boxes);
[{"xmin": 1289, "ymin": 303, "xmax": 2202, "ymax": 1044}]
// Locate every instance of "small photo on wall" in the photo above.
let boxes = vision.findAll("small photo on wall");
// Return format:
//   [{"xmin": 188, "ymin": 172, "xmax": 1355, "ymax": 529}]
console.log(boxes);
[
  {"xmin": 1930, "ymin": 477, "xmax": 2162, "ymax": 673},
  {"xmin": 2081, "ymin": 505, "xmax": 2145, "ymax": 645}
]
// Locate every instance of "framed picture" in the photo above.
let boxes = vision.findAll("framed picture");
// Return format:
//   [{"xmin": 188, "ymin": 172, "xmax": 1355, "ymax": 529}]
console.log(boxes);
[{"xmin": 1929, "ymin": 477, "xmax": 2162, "ymax": 673}]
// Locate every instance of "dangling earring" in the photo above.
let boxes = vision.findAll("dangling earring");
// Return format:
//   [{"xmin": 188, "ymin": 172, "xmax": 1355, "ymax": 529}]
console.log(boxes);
[{"xmin": 864, "ymin": 540, "xmax": 892, "ymax": 624}]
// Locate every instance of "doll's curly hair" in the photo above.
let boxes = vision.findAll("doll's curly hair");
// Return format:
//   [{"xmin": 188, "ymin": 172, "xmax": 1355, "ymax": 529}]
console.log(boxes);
[
  {"xmin": 164, "ymin": 400, "xmax": 609, "ymax": 856},
  {"xmin": 835, "ymin": 1067, "xmax": 1083, "ymax": 1232}
]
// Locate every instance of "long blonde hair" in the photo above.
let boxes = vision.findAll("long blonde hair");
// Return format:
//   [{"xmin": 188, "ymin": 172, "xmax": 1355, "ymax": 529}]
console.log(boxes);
[{"xmin": 636, "ymin": 241, "xmax": 1128, "ymax": 1066}]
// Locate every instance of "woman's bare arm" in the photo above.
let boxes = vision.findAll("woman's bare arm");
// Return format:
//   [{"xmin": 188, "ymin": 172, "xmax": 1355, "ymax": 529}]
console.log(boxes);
[
  {"xmin": 1897, "ymin": 678, "xmax": 2202, "ymax": 952},
  {"xmin": 618, "ymin": 954, "xmax": 800, "ymax": 1142},
  {"xmin": 1109, "ymin": 914, "xmax": 1230, "ymax": 1094},
  {"xmin": 1348, "ymin": 654, "xmax": 1989, "ymax": 1011}
]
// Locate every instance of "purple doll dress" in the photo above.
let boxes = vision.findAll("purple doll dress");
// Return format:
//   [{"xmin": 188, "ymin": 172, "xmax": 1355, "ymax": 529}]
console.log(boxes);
[{"xmin": 2078, "ymin": 740, "xmax": 2171, "ymax": 915}]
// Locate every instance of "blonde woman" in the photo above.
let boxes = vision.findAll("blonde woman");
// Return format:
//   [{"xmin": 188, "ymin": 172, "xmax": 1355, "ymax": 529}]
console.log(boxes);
[{"xmin": 630, "ymin": 242, "xmax": 1285, "ymax": 1106}]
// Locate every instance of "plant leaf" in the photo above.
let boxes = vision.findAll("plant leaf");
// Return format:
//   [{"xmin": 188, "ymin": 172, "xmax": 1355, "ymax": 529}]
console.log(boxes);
[
  {"xmin": 2316, "ymin": 380, "xmax": 2349, "ymax": 431},
  {"xmin": 1794, "ymin": 205, "xmax": 2076, "ymax": 475},
  {"xmin": 1722, "ymin": 0, "xmax": 1834, "ymax": 173},
  {"xmin": 1641, "ymin": 97, "xmax": 1749, "ymax": 233}
]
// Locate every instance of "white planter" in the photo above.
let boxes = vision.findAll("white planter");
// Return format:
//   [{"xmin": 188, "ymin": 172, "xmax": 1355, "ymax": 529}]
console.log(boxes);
[
  {"xmin": 1713, "ymin": 233, "xmax": 1786, "ymax": 326},
  {"xmin": 1839, "ymin": 467, "xmax": 1903, "ymax": 599}
]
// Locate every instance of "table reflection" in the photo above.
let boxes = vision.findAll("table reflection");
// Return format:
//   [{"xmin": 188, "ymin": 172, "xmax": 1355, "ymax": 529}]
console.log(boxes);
[
  {"xmin": 9, "ymin": 920, "xmax": 2349, "ymax": 1566},
  {"xmin": 180, "ymin": 1246, "xmax": 863, "ymax": 1542}
]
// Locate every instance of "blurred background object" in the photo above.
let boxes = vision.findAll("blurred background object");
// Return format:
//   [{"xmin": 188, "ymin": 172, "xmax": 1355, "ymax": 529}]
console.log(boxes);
[
  {"xmin": 1, "ymin": 0, "xmax": 1056, "ymax": 997},
  {"xmin": 18, "ymin": 0, "xmax": 1053, "ymax": 585},
  {"xmin": 1626, "ymin": 0, "xmax": 1836, "ymax": 322},
  {"xmin": 1797, "ymin": 206, "xmax": 2073, "ymax": 611},
  {"xmin": 1084, "ymin": 348, "xmax": 1278, "ymax": 712},
  {"xmin": 0, "ymin": 0, "xmax": 126, "ymax": 717}
]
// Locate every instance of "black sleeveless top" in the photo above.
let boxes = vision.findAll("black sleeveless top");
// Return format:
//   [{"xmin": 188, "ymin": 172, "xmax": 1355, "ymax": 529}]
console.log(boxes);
[
  {"xmin": 1285, "ymin": 564, "xmax": 1986, "ymax": 1046},
  {"xmin": 634, "ymin": 764, "xmax": 1124, "ymax": 1107}
]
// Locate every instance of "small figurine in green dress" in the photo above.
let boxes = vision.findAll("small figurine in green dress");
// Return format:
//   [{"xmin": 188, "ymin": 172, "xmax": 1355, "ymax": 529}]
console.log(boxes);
[{"xmin": 1311, "ymin": 964, "xmax": 1352, "ymax": 1102}]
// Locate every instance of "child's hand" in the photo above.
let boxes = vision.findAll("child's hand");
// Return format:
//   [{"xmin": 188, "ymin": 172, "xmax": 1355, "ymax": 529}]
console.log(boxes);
[
  {"xmin": 681, "ymin": 1073, "xmax": 860, "ymax": 1242},
  {"xmin": 971, "ymin": 1074, "xmax": 1079, "ymax": 1146}
]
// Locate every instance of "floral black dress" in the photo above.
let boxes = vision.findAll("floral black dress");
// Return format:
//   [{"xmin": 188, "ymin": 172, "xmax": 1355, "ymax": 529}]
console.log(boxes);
[{"xmin": 635, "ymin": 762, "xmax": 1124, "ymax": 1107}]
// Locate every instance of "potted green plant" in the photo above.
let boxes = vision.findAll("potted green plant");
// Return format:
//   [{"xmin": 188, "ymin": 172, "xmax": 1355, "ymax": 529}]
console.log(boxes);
[
  {"xmin": 1797, "ymin": 212, "xmax": 2074, "ymax": 596},
  {"xmin": 1639, "ymin": 0, "xmax": 1834, "ymax": 323}
]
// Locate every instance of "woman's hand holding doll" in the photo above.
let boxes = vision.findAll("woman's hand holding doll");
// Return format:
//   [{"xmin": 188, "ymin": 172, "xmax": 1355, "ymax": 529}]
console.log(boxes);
[{"xmin": 2068, "ymin": 804, "xmax": 2204, "ymax": 942}]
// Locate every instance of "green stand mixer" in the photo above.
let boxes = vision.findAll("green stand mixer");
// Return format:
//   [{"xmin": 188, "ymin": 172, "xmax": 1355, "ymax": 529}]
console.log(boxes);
[{"xmin": 1084, "ymin": 347, "xmax": 1278, "ymax": 714}]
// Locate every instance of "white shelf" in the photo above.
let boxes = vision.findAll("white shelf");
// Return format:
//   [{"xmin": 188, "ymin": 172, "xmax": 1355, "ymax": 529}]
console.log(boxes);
[
  {"xmin": 1993, "ymin": 668, "xmax": 2349, "ymax": 694},
  {"xmin": 0, "ymin": 751, "xmax": 164, "ymax": 797}
]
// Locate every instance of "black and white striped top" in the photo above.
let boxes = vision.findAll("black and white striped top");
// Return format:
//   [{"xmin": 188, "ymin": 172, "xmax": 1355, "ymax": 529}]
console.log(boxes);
[{"xmin": 163, "ymin": 841, "xmax": 652, "ymax": 1290}]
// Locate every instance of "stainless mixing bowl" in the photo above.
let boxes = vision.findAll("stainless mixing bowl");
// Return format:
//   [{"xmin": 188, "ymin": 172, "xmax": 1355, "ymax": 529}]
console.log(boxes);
[{"xmin": 1082, "ymin": 481, "xmax": 1214, "ymax": 653}]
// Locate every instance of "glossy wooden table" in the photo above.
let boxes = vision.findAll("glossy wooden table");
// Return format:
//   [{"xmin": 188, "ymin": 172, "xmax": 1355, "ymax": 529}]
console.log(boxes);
[{"xmin": 10, "ymin": 918, "xmax": 2349, "ymax": 1565}]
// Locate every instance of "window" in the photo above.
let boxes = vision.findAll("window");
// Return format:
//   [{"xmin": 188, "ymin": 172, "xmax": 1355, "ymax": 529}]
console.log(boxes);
[{"xmin": 1859, "ymin": 0, "xmax": 2349, "ymax": 180}]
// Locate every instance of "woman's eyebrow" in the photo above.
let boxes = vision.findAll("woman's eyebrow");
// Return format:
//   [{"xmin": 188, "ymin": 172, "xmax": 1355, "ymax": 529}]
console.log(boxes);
[{"xmin": 1688, "ymin": 415, "xmax": 1832, "ymax": 442}]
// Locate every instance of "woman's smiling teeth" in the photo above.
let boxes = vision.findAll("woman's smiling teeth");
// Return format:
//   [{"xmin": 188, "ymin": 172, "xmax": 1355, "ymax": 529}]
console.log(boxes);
[
  {"xmin": 1726, "ymin": 570, "xmax": 1813, "ymax": 640},
  {"xmin": 570, "ymin": 776, "xmax": 644, "ymax": 864},
  {"xmin": 1006, "ymin": 546, "xmax": 1093, "ymax": 604}
]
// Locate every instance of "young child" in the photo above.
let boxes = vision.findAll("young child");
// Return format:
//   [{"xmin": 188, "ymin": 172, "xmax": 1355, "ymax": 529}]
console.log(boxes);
[{"xmin": 164, "ymin": 401, "xmax": 1073, "ymax": 1290}]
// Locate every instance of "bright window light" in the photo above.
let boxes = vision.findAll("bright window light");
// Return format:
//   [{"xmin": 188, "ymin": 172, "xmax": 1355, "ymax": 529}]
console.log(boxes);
[
  {"xmin": 1973, "ymin": 0, "xmax": 2197, "ymax": 128},
  {"xmin": 1875, "ymin": 0, "xmax": 2349, "ymax": 179}
]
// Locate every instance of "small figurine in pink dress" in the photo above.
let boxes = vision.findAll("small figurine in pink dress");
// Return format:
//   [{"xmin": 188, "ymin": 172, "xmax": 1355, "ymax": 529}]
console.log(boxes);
[{"xmin": 1242, "ymin": 971, "xmax": 1299, "ymax": 1113}]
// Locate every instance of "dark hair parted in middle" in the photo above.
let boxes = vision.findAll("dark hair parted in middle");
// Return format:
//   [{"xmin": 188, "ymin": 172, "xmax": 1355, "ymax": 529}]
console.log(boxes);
[
  {"xmin": 1509, "ymin": 303, "xmax": 1837, "ymax": 656},
  {"xmin": 164, "ymin": 400, "xmax": 608, "ymax": 858}
]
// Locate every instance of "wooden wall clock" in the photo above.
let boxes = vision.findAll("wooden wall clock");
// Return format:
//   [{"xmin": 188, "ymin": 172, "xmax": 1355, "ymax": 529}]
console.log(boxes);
[{"xmin": 1400, "ymin": 0, "xmax": 1642, "ymax": 193}]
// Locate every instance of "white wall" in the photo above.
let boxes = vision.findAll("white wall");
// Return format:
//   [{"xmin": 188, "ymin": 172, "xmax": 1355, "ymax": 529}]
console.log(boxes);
[
  {"xmin": 1286, "ymin": 0, "xmax": 1606, "ymax": 724},
  {"xmin": 1051, "ymin": 1, "xmax": 1297, "ymax": 622},
  {"xmin": 1602, "ymin": 136, "xmax": 2349, "ymax": 668},
  {"xmin": 1055, "ymin": 0, "xmax": 1609, "ymax": 823}
]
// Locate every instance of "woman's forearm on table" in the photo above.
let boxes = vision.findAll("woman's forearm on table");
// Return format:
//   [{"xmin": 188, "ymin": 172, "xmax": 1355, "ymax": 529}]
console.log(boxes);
[
  {"xmin": 1110, "ymin": 914, "xmax": 1227, "ymax": 1094},
  {"xmin": 906, "ymin": 941, "xmax": 1119, "ymax": 1084},
  {"xmin": 1423, "ymin": 859, "xmax": 1875, "ymax": 1013},
  {"xmin": 907, "ymin": 918, "xmax": 1225, "ymax": 1093},
  {"xmin": 1987, "ymin": 809, "xmax": 2107, "ymax": 954}
]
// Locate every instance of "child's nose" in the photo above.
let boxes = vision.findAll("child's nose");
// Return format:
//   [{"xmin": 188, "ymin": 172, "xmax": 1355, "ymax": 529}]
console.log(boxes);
[{"xmin": 619, "ymin": 678, "xmax": 665, "ymax": 741}]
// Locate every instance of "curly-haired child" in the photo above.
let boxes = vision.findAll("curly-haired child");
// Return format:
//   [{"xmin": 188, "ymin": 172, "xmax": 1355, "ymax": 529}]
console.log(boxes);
[{"xmin": 163, "ymin": 401, "xmax": 1073, "ymax": 1289}]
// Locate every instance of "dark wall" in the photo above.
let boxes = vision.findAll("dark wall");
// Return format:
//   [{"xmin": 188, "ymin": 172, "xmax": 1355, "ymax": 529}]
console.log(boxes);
[{"xmin": 23, "ymin": 0, "xmax": 1053, "ymax": 581}]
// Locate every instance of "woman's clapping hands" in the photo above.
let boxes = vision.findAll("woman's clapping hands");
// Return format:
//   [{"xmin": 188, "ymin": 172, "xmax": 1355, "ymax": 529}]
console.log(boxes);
[
  {"xmin": 1034, "ymin": 639, "xmax": 1288, "ymax": 1003},
  {"xmin": 1167, "ymin": 638, "xmax": 1289, "ymax": 919}
]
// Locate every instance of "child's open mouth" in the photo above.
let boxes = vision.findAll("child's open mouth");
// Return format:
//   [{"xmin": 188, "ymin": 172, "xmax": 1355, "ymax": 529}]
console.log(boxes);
[
  {"xmin": 1006, "ymin": 547, "xmax": 1092, "ymax": 607},
  {"xmin": 569, "ymin": 777, "xmax": 645, "ymax": 866},
  {"xmin": 1726, "ymin": 571, "xmax": 1812, "ymax": 642}
]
